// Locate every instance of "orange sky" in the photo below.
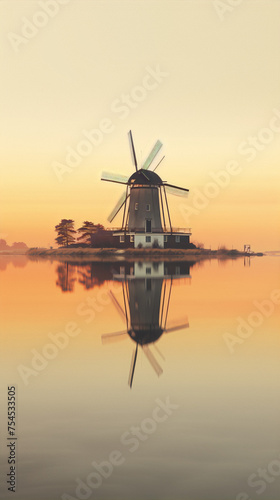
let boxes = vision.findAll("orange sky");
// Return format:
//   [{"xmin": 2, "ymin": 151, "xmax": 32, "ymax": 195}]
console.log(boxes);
[{"xmin": 1, "ymin": 1, "xmax": 280, "ymax": 251}]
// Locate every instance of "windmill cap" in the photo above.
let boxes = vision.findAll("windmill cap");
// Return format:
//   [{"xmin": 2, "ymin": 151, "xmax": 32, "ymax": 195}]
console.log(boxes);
[
  {"xmin": 128, "ymin": 169, "xmax": 163, "ymax": 185},
  {"xmin": 129, "ymin": 326, "xmax": 164, "ymax": 344}
]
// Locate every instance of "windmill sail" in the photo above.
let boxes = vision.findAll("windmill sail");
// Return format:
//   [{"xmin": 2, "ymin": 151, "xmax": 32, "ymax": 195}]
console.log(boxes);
[
  {"xmin": 128, "ymin": 345, "xmax": 138, "ymax": 388},
  {"xmin": 101, "ymin": 171, "xmax": 129, "ymax": 185},
  {"xmin": 101, "ymin": 330, "xmax": 128, "ymax": 344},
  {"xmin": 107, "ymin": 192, "xmax": 129, "ymax": 223},
  {"xmin": 165, "ymin": 321, "xmax": 189, "ymax": 334},
  {"xmin": 142, "ymin": 345, "xmax": 163, "ymax": 377},
  {"xmin": 142, "ymin": 140, "xmax": 163, "ymax": 170},
  {"xmin": 153, "ymin": 343, "xmax": 165, "ymax": 360},
  {"xmin": 164, "ymin": 183, "xmax": 189, "ymax": 197},
  {"xmin": 128, "ymin": 130, "xmax": 138, "ymax": 171},
  {"xmin": 153, "ymin": 156, "xmax": 165, "ymax": 172},
  {"xmin": 109, "ymin": 290, "xmax": 126, "ymax": 322}
]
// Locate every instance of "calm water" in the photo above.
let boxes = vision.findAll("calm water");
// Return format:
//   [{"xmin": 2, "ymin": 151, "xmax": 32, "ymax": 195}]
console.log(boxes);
[{"xmin": 0, "ymin": 255, "xmax": 279, "ymax": 500}]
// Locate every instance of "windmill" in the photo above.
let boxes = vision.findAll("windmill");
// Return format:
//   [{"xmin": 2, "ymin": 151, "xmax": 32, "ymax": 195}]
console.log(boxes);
[
  {"xmin": 101, "ymin": 131, "xmax": 192, "ymax": 248},
  {"xmin": 101, "ymin": 261, "xmax": 190, "ymax": 388}
]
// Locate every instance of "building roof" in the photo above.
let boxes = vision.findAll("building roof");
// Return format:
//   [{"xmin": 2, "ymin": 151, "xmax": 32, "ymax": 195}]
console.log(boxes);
[{"xmin": 128, "ymin": 169, "xmax": 162, "ymax": 186}]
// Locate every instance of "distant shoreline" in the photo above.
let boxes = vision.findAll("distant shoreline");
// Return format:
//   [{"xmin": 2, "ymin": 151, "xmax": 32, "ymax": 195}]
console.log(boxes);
[
  {"xmin": 0, "ymin": 250, "xmax": 28, "ymax": 255},
  {"xmin": 25, "ymin": 247, "xmax": 264, "ymax": 262}
]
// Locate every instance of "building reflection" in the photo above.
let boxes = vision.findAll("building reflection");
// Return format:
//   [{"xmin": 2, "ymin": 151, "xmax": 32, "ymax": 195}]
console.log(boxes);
[
  {"xmin": 102, "ymin": 260, "xmax": 194, "ymax": 388},
  {"xmin": 54, "ymin": 260, "xmax": 195, "ymax": 292}
]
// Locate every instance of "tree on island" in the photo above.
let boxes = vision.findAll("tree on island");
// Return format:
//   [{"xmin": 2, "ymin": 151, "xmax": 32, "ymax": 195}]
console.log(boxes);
[
  {"xmin": 77, "ymin": 221, "xmax": 104, "ymax": 245},
  {"xmin": 55, "ymin": 219, "xmax": 76, "ymax": 247}
]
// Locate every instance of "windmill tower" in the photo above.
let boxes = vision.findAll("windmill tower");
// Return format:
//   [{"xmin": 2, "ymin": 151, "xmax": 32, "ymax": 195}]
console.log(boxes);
[
  {"xmin": 101, "ymin": 131, "xmax": 192, "ymax": 248},
  {"xmin": 102, "ymin": 261, "xmax": 191, "ymax": 388}
]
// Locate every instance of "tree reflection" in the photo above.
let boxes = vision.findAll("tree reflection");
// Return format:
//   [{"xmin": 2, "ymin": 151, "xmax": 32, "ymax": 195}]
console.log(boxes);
[
  {"xmin": 55, "ymin": 263, "xmax": 76, "ymax": 292},
  {"xmin": 77, "ymin": 263, "xmax": 113, "ymax": 289},
  {"xmin": 55, "ymin": 261, "xmax": 115, "ymax": 292}
]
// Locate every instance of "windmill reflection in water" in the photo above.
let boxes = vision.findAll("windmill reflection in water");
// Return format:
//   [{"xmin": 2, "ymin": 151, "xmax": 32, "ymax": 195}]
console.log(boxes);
[{"xmin": 102, "ymin": 261, "xmax": 191, "ymax": 388}]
